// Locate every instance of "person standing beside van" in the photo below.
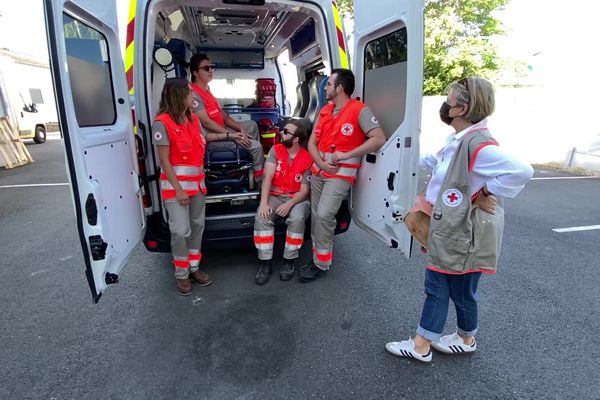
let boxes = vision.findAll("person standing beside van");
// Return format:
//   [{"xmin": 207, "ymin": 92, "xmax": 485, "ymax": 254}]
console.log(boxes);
[
  {"xmin": 298, "ymin": 68, "xmax": 386, "ymax": 282},
  {"xmin": 253, "ymin": 120, "xmax": 313, "ymax": 285},
  {"xmin": 385, "ymin": 77, "xmax": 533, "ymax": 362},
  {"xmin": 188, "ymin": 53, "xmax": 265, "ymax": 181},
  {"xmin": 152, "ymin": 78, "xmax": 212, "ymax": 296}
]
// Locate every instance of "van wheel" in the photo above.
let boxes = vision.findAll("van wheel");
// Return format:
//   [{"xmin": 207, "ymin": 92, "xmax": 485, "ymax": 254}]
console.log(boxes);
[{"xmin": 33, "ymin": 126, "xmax": 46, "ymax": 144}]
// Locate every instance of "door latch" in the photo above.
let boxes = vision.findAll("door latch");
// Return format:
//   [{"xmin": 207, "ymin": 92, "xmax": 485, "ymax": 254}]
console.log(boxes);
[{"xmin": 89, "ymin": 235, "xmax": 107, "ymax": 261}]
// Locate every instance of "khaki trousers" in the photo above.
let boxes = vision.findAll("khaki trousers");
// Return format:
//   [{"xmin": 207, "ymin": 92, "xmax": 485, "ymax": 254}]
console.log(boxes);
[
  {"xmin": 165, "ymin": 193, "xmax": 206, "ymax": 279},
  {"xmin": 310, "ymin": 174, "xmax": 351, "ymax": 270},
  {"xmin": 254, "ymin": 195, "xmax": 310, "ymax": 260}
]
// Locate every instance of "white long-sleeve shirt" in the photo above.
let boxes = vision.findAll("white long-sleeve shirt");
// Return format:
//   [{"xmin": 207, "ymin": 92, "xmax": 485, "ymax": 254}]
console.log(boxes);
[{"xmin": 421, "ymin": 120, "xmax": 534, "ymax": 205}]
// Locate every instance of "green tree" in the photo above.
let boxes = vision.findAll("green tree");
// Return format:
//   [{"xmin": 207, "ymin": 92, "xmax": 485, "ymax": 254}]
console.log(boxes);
[{"xmin": 335, "ymin": 0, "xmax": 510, "ymax": 95}]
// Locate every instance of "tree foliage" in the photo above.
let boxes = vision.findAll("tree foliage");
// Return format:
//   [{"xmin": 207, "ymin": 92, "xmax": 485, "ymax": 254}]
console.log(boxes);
[{"xmin": 335, "ymin": 0, "xmax": 510, "ymax": 95}]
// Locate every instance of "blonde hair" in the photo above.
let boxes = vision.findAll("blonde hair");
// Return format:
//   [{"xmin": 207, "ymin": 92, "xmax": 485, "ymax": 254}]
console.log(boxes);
[{"xmin": 448, "ymin": 77, "xmax": 495, "ymax": 123}]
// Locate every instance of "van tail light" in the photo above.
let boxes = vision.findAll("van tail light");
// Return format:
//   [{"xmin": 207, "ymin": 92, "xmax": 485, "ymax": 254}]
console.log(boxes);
[
  {"xmin": 146, "ymin": 240, "xmax": 158, "ymax": 249},
  {"xmin": 339, "ymin": 221, "xmax": 349, "ymax": 230}
]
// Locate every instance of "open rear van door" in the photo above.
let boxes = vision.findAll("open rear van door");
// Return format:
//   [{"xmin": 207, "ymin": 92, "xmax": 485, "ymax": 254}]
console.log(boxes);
[
  {"xmin": 350, "ymin": 0, "xmax": 424, "ymax": 257},
  {"xmin": 44, "ymin": 0, "xmax": 144, "ymax": 302}
]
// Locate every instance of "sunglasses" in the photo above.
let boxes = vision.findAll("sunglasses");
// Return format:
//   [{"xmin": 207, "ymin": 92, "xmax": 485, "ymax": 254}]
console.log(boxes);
[
  {"xmin": 280, "ymin": 128, "xmax": 297, "ymax": 137},
  {"xmin": 198, "ymin": 65, "xmax": 216, "ymax": 72},
  {"xmin": 459, "ymin": 77, "xmax": 469, "ymax": 92}
]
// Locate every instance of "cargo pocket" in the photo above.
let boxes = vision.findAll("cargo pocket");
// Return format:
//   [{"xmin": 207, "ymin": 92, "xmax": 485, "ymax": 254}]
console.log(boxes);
[
  {"xmin": 428, "ymin": 230, "xmax": 471, "ymax": 273},
  {"xmin": 471, "ymin": 208, "xmax": 503, "ymax": 269},
  {"xmin": 175, "ymin": 138, "xmax": 194, "ymax": 153}
]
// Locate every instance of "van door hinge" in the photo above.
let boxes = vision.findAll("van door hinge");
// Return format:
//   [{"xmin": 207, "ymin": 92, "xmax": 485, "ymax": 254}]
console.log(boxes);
[{"xmin": 89, "ymin": 235, "xmax": 107, "ymax": 261}]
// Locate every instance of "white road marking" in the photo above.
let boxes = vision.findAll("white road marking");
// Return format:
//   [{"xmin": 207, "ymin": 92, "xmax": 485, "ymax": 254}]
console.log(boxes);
[
  {"xmin": 0, "ymin": 183, "xmax": 69, "ymax": 189},
  {"xmin": 553, "ymin": 225, "xmax": 600, "ymax": 233},
  {"xmin": 30, "ymin": 269, "xmax": 51, "ymax": 277},
  {"xmin": 531, "ymin": 176, "xmax": 600, "ymax": 180}
]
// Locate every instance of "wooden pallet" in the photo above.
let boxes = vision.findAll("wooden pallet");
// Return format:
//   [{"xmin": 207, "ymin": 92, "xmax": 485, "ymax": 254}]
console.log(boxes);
[{"xmin": 0, "ymin": 117, "xmax": 34, "ymax": 169}]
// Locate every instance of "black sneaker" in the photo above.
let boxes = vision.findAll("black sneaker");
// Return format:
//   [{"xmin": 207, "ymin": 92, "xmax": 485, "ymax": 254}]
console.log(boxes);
[
  {"xmin": 297, "ymin": 260, "xmax": 327, "ymax": 283},
  {"xmin": 255, "ymin": 260, "xmax": 272, "ymax": 285},
  {"xmin": 280, "ymin": 258, "xmax": 296, "ymax": 281}
]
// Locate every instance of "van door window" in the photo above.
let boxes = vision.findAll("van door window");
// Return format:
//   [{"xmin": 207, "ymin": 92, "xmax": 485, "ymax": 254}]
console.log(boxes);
[
  {"xmin": 63, "ymin": 14, "xmax": 116, "ymax": 127},
  {"xmin": 363, "ymin": 28, "xmax": 408, "ymax": 139}
]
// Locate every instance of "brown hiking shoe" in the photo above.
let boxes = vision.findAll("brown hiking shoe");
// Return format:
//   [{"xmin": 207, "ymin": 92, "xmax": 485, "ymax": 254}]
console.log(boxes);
[
  {"xmin": 176, "ymin": 278, "xmax": 192, "ymax": 296},
  {"xmin": 190, "ymin": 269, "xmax": 212, "ymax": 286}
]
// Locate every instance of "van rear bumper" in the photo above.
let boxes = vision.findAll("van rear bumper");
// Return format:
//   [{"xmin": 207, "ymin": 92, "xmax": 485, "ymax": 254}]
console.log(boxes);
[{"xmin": 143, "ymin": 200, "xmax": 352, "ymax": 253}]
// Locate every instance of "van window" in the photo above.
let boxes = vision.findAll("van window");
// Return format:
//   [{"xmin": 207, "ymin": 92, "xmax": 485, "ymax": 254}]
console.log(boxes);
[
  {"xmin": 363, "ymin": 28, "xmax": 408, "ymax": 139},
  {"xmin": 210, "ymin": 79, "xmax": 256, "ymax": 103},
  {"xmin": 63, "ymin": 13, "xmax": 116, "ymax": 127}
]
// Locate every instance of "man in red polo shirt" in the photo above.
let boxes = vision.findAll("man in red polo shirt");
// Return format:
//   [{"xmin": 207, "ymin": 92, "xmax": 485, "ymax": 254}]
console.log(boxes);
[{"xmin": 188, "ymin": 53, "xmax": 264, "ymax": 182}]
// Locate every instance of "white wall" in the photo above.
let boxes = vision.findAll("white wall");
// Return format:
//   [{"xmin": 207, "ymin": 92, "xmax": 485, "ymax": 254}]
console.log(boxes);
[
  {"xmin": 0, "ymin": 55, "xmax": 58, "ymax": 134},
  {"xmin": 421, "ymin": 87, "xmax": 600, "ymax": 170}
]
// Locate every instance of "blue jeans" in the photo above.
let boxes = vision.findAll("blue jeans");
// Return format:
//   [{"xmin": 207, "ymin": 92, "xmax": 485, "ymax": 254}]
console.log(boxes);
[{"xmin": 417, "ymin": 269, "xmax": 482, "ymax": 342}]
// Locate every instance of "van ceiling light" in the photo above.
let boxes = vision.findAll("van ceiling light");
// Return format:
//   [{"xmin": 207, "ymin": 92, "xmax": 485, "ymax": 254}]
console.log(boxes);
[
  {"xmin": 213, "ymin": 10, "xmax": 258, "ymax": 26},
  {"xmin": 222, "ymin": 0, "xmax": 265, "ymax": 5}
]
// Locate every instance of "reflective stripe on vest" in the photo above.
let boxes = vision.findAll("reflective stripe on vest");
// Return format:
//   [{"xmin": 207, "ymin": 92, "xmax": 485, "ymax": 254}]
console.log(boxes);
[
  {"xmin": 154, "ymin": 113, "xmax": 207, "ymax": 200},
  {"xmin": 159, "ymin": 166, "xmax": 207, "ymax": 199},
  {"xmin": 191, "ymin": 83, "xmax": 225, "ymax": 127},
  {"xmin": 310, "ymin": 152, "xmax": 362, "ymax": 182}
]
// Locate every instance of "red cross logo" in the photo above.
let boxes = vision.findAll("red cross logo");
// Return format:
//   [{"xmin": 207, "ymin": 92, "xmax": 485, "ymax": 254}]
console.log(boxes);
[
  {"xmin": 341, "ymin": 123, "xmax": 354, "ymax": 136},
  {"xmin": 447, "ymin": 192, "xmax": 459, "ymax": 203},
  {"xmin": 442, "ymin": 188, "xmax": 463, "ymax": 207}
]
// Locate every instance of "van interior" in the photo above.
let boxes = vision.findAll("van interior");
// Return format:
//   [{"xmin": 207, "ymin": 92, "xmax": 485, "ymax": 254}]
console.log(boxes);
[{"xmin": 140, "ymin": 0, "xmax": 351, "ymax": 250}]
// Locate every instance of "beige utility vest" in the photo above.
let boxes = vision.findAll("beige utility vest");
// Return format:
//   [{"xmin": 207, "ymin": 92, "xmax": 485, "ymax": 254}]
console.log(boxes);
[{"xmin": 427, "ymin": 128, "xmax": 504, "ymax": 274}]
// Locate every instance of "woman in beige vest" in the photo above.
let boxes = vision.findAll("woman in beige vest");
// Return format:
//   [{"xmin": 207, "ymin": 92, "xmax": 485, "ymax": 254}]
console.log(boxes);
[{"xmin": 385, "ymin": 77, "xmax": 533, "ymax": 362}]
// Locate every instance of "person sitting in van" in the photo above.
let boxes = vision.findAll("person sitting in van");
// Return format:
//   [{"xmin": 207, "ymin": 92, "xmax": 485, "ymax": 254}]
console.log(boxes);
[
  {"xmin": 152, "ymin": 78, "xmax": 212, "ymax": 296},
  {"xmin": 253, "ymin": 120, "xmax": 313, "ymax": 285},
  {"xmin": 188, "ymin": 53, "xmax": 264, "ymax": 182}
]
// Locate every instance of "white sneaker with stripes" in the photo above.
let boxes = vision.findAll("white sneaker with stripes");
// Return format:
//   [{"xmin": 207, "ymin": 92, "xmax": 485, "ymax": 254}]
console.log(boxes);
[
  {"xmin": 385, "ymin": 338, "xmax": 432, "ymax": 363},
  {"xmin": 431, "ymin": 333, "xmax": 477, "ymax": 354}
]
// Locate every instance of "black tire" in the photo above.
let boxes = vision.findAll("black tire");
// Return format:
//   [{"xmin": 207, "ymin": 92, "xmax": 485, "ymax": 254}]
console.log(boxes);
[{"xmin": 33, "ymin": 126, "xmax": 46, "ymax": 144}]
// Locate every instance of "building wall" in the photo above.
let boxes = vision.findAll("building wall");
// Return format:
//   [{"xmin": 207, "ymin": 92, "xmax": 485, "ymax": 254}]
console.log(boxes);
[{"xmin": 421, "ymin": 88, "xmax": 599, "ymax": 171}]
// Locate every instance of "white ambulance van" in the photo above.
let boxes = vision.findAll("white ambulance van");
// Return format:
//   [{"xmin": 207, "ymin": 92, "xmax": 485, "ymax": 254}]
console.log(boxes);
[{"xmin": 43, "ymin": 0, "xmax": 424, "ymax": 302}]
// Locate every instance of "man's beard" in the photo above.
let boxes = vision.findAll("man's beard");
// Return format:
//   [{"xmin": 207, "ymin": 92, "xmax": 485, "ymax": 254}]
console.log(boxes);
[{"xmin": 281, "ymin": 138, "xmax": 294, "ymax": 148}]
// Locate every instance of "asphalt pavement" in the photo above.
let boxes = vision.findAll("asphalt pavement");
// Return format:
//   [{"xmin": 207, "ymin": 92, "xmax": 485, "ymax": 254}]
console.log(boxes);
[{"xmin": 1, "ymin": 138, "xmax": 599, "ymax": 400}]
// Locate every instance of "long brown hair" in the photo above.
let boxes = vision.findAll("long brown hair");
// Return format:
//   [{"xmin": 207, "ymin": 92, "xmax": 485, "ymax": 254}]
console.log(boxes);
[{"xmin": 157, "ymin": 78, "xmax": 193, "ymax": 124}]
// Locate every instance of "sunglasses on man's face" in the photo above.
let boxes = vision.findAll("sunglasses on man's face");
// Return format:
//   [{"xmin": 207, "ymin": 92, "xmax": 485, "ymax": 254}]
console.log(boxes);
[
  {"xmin": 280, "ymin": 128, "xmax": 297, "ymax": 137},
  {"xmin": 198, "ymin": 65, "xmax": 216, "ymax": 72}
]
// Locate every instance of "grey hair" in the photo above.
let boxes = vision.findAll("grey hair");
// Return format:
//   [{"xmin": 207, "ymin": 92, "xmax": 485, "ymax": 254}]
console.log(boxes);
[{"xmin": 448, "ymin": 77, "xmax": 495, "ymax": 123}]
